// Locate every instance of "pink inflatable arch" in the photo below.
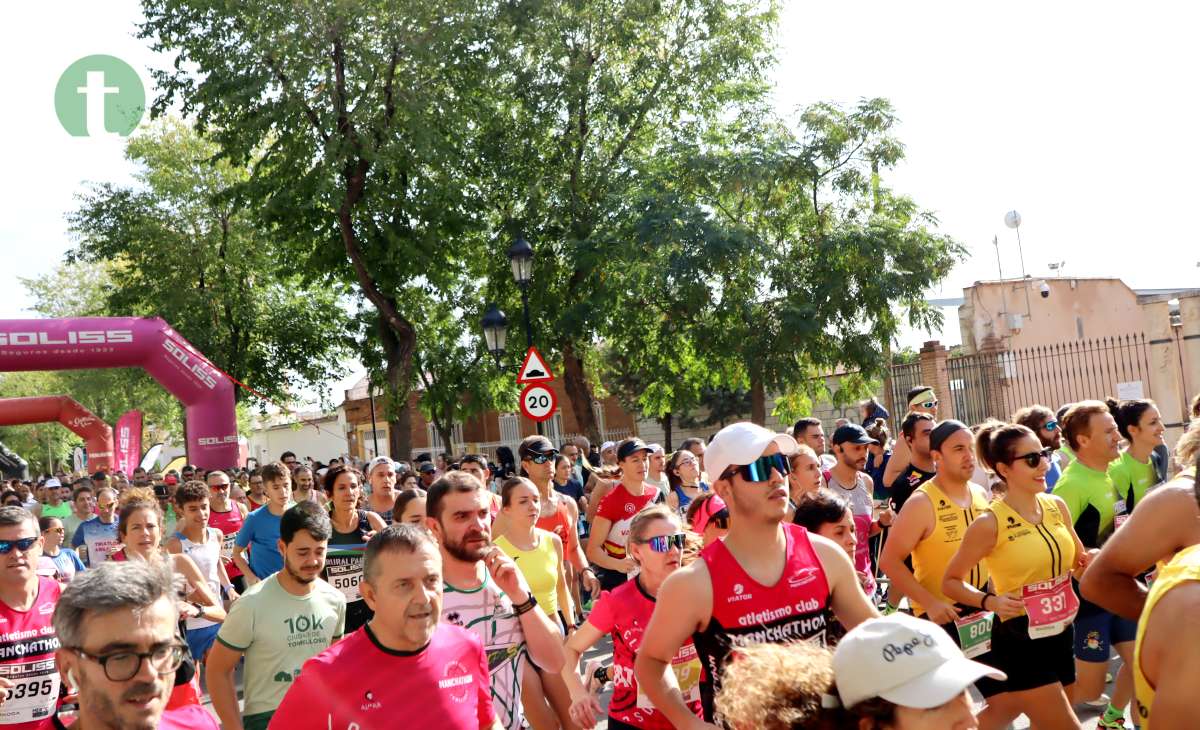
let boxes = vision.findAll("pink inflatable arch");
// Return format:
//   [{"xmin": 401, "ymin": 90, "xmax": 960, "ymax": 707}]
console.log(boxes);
[
  {"xmin": 0, "ymin": 396, "xmax": 115, "ymax": 472},
  {"xmin": 0, "ymin": 318, "xmax": 238, "ymax": 468}
]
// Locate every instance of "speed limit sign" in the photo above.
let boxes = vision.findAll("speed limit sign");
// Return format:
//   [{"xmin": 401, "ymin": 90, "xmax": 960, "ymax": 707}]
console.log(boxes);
[{"xmin": 519, "ymin": 384, "xmax": 557, "ymax": 422}]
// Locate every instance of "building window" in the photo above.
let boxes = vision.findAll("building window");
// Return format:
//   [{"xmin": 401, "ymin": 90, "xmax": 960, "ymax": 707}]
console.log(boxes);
[
  {"xmin": 545, "ymin": 412, "xmax": 564, "ymax": 446},
  {"xmin": 591, "ymin": 401, "xmax": 606, "ymax": 437},
  {"xmin": 361, "ymin": 429, "xmax": 389, "ymax": 459},
  {"xmin": 499, "ymin": 413, "xmax": 521, "ymax": 445},
  {"xmin": 426, "ymin": 423, "xmax": 464, "ymax": 456}
]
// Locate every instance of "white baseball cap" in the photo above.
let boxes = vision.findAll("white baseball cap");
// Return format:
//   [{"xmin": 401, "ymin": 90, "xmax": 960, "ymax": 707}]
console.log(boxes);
[
  {"xmin": 600, "ymin": 441, "xmax": 616, "ymax": 453},
  {"xmin": 366, "ymin": 456, "xmax": 395, "ymax": 476},
  {"xmin": 704, "ymin": 422, "xmax": 798, "ymax": 483},
  {"xmin": 44, "ymin": 478, "xmax": 62, "ymax": 489},
  {"xmin": 833, "ymin": 613, "xmax": 1006, "ymax": 710}
]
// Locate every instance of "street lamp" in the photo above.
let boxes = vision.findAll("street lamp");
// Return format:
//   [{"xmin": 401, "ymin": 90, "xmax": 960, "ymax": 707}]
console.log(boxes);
[
  {"xmin": 506, "ymin": 235, "xmax": 542, "ymax": 435},
  {"xmin": 481, "ymin": 304, "xmax": 509, "ymax": 369}
]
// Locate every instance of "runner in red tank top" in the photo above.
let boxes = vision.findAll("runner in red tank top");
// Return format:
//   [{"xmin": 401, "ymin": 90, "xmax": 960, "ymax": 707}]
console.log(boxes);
[
  {"xmin": 205, "ymin": 471, "xmax": 248, "ymax": 592},
  {"xmin": 635, "ymin": 422, "xmax": 879, "ymax": 726}
]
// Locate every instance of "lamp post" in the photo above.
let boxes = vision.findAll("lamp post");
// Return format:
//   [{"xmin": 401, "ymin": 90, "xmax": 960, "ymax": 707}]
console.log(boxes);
[
  {"xmin": 507, "ymin": 235, "xmax": 543, "ymax": 435},
  {"xmin": 481, "ymin": 304, "xmax": 509, "ymax": 370},
  {"xmin": 1170, "ymin": 298, "xmax": 1189, "ymax": 422}
]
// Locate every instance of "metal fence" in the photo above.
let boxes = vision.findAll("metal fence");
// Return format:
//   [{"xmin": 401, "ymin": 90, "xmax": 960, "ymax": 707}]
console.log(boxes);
[
  {"xmin": 892, "ymin": 334, "xmax": 1154, "ymax": 427},
  {"xmin": 886, "ymin": 361, "xmax": 924, "ymax": 434}
]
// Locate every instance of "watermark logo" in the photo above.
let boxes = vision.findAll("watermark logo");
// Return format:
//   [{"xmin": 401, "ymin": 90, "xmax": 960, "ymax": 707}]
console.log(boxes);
[{"xmin": 55, "ymin": 55, "xmax": 145, "ymax": 137}]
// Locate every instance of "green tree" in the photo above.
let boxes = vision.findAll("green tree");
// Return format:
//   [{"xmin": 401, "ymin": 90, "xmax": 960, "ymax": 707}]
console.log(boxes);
[
  {"xmin": 474, "ymin": 0, "xmax": 778, "ymax": 442},
  {"xmin": 677, "ymin": 99, "xmax": 965, "ymax": 424},
  {"xmin": 139, "ymin": 0, "xmax": 494, "ymax": 459},
  {"xmin": 67, "ymin": 118, "xmax": 353, "ymax": 411}
]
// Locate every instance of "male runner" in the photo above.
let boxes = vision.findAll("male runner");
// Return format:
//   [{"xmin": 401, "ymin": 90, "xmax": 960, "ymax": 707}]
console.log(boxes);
[
  {"xmin": 427, "ymin": 472, "xmax": 564, "ymax": 730},
  {"xmin": 0, "ymin": 507, "xmax": 62, "ymax": 729},
  {"xmin": 207, "ymin": 503, "xmax": 345, "ymax": 730},
  {"xmin": 245, "ymin": 470, "xmax": 267, "ymax": 511},
  {"xmin": 635, "ymin": 422, "xmax": 877, "ymax": 727},
  {"xmin": 271, "ymin": 524, "xmax": 499, "ymax": 729},
  {"xmin": 62, "ymin": 484, "xmax": 94, "ymax": 546},
  {"xmin": 879, "ymin": 420, "xmax": 991, "ymax": 633},
  {"xmin": 70, "ymin": 486, "xmax": 119, "ymax": 566},
  {"xmin": 827, "ymin": 424, "xmax": 892, "ymax": 595},
  {"xmin": 206, "ymin": 470, "xmax": 249, "ymax": 593},
  {"xmin": 234, "ymin": 461, "xmax": 293, "ymax": 585},
  {"xmin": 886, "ymin": 412, "xmax": 937, "ymax": 511},
  {"xmin": 1013, "ymin": 404, "xmax": 1065, "ymax": 489}
]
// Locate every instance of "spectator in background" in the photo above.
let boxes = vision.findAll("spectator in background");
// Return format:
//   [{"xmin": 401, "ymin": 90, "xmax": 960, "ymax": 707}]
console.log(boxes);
[
  {"xmin": 399, "ymin": 472, "xmax": 421, "ymax": 491},
  {"xmin": 645, "ymin": 443, "xmax": 669, "ymax": 501},
  {"xmin": 792, "ymin": 418, "xmax": 833, "ymax": 471},
  {"xmin": 860, "ymin": 397, "xmax": 891, "ymax": 427},
  {"xmin": 280, "ymin": 451, "xmax": 299, "ymax": 470},
  {"xmin": 864, "ymin": 419, "xmax": 892, "ymax": 500}
]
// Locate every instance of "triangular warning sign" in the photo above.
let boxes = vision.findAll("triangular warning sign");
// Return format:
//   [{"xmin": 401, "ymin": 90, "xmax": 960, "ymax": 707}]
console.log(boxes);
[{"xmin": 517, "ymin": 346, "xmax": 554, "ymax": 384}]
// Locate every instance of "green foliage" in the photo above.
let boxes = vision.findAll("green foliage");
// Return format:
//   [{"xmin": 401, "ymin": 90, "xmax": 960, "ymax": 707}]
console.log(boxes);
[{"xmin": 67, "ymin": 118, "xmax": 353, "ymax": 408}]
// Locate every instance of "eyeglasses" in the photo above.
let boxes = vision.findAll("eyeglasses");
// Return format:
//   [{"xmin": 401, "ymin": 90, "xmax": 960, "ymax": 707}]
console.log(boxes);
[
  {"xmin": 72, "ymin": 642, "xmax": 185, "ymax": 682},
  {"xmin": 636, "ymin": 533, "xmax": 687, "ymax": 552},
  {"xmin": 524, "ymin": 451, "xmax": 558, "ymax": 465},
  {"xmin": 1009, "ymin": 447, "xmax": 1055, "ymax": 469},
  {"xmin": 1042, "ymin": 420, "xmax": 1059, "ymax": 432},
  {"xmin": 726, "ymin": 453, "xmax": 791, "ymax": 482},
  {"xmin": 0, "ymin": 537, "xmax": 38, "ymax": 554}
]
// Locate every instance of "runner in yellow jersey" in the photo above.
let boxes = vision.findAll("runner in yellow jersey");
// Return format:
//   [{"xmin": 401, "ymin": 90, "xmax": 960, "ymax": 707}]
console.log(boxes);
[
  {"xmin": 943, "ymin": 421, "xmax": 1089, "ymax": 730},
  {"xmin": 1132, "ymin": 541, "xmax": 1200, "ymax": 729},
  {"xmin": 880, "ymin": 421, "xmax": 991, "ymax": 646}
]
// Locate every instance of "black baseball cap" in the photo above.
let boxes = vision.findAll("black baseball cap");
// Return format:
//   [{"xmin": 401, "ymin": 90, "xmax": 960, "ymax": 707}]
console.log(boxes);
[
  {"xmin": 518, "ymin": 436, "xmax": 556, "ymax": 460},
  {"xmin": 832, "ymin": 424, "xmax": 878, "ymax": 446},
  {"xmin": 418, "ymin": 463, "xmax": 437, "ymax": 474},
  {"xmin": 616, "ymin": 438, "xmax": 652, "ymax": 461}
]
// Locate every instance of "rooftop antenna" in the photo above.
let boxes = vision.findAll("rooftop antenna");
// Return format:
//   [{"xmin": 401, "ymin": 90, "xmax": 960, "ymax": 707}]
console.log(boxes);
[{"xmin": 1005, "ymin": 210, "xmax": 1033, "ymax": 315}]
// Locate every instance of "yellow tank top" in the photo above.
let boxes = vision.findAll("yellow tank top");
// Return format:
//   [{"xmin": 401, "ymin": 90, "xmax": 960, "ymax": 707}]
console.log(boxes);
[
  {"xmin": 910, "ymin": 480, "xmax": 991, "ymax": 617},
  {"xmin": 984, "ymin": 493, "xmax": 1076, "ymax": 617},
  {"xmin": 495, "ymin": 529, "xmax": 560, "ymax": 615},
  {"xmin": 1134, "ymin": 542, "xmax": 1200, "ymax": 727}
]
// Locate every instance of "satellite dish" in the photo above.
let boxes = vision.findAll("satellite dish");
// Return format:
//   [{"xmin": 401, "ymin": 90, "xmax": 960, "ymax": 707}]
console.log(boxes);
[{"xmin": 1004, "ymin": 210, "xmax": 1022, "ymax": 229}]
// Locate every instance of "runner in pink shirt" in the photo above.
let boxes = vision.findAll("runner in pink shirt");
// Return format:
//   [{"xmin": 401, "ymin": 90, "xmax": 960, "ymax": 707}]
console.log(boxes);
[
  {"xmin": 562, "ymin": 505, "xmax": 703, "ymax": 729},
  {"xmin": 270, "ymin": 524, "xmax": 497, "ymax": 729}
]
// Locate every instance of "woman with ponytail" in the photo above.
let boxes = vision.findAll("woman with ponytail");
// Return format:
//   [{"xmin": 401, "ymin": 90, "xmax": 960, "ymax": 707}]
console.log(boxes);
[{"xmin": 1105, "ymin": 397, "xmax": 1168, "ymax": 512}]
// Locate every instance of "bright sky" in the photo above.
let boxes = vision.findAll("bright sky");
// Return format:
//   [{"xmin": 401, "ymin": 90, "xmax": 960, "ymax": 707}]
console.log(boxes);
[{"xmin": 4, "ymin": 1, "xmax": 1199, "ymax": 363}]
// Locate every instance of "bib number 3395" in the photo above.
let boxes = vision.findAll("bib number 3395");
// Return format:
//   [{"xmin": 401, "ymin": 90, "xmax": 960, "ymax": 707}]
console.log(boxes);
[{"xmin": 1021, "ymin": 573, "xmax": 1079, "ymax": 639}]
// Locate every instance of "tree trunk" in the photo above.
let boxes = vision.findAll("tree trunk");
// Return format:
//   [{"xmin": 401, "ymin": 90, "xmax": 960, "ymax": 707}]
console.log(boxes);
[
  {"xmin": 750, "ymin": 373, "xmax": 767, "ymax": 426},
  {"xmin": 661, "ymin": 412, "xmax": 673, "ymax": 450},
  {"xmin": 378, "ymin": 314, "xmax": 414, "ymax": 462},
  {"xmin": 561, "ymin": 342, "xmax": 601, "ymax": 444}
]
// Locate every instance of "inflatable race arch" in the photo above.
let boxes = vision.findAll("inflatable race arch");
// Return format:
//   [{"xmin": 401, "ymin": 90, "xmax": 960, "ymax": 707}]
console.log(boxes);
[
  {"xmin": 0, "ymin": 396, "xmax": 115, "ymax": 472},
  {"xmin": 0, "ymin": 318, "xmax": 238, "ymax": 468}
]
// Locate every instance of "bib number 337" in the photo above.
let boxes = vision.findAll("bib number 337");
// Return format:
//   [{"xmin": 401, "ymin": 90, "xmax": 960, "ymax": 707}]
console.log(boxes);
[{"xmin": 1021, "ymin": 574, "xmax": 1079, "ymax": 639}]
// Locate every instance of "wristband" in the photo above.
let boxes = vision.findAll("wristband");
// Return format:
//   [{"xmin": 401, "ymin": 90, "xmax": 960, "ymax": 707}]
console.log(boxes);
[
  {"xmin": 513, "ymin": 595, "xmax": 538, "ymax": 617},
  {"xmin": 981, "ymin": 592, "xmax": 994, "ymax": 611}
]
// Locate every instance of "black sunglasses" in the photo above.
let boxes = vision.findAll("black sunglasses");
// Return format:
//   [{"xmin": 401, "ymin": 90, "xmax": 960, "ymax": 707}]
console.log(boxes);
[
  {"xmin": 523, "ymin": 450, "xmax": 558, "ymax": 465},
  {"xmin": 1009, "ymin": 447, "xmax": 1055, "ymax": 469},
  {"xmin": 709, "ymin": 508, "xmax": 730, "ymax": 530}
]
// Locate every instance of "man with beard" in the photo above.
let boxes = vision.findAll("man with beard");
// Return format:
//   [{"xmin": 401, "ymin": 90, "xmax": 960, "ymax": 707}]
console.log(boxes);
[
  {"xmin": 428, "ymin": 471, "xmax": 564, "ymax": 730},
  {"xmin": 1014, "ymin": 404, "xmax": 1066, "ymax": 489},
  {"xmin": 880, "ymin": 421, "xmax": 992, "ymax": 637},
  {"xmin": 886, "ymin": 412, "xmax": 937, "ymax": 511},
  {"xmin": 206, "ymin": 503, "xmax": 346, "ymax": 730},
  {"xmin": 53, "ymin": 560, "xmax": 217, "ymax": 730},
  {"xmin": 272, "ymin": 524, "xmax": 499, "ymax": 729}
]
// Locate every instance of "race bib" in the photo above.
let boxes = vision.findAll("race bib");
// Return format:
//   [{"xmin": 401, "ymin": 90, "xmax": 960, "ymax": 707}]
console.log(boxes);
[
  {"xmin": 0, "ymin": 659, "xmax": 60, "ymax": 724},
  {"xmin": 1021, "ymin": 574, "xmax": 1079, "ymax": 639},
  {"xmin": 220, "ymin": 533, "xmax": 236, "ymax": 560},
  {"xmin": 88, "ymin": 537, "xmax": 119, "ymax": 564},
  {"xmin": 954, "ymin": 611, "xmax": 994, "ymax": 659},
  {"xmin": 637, "ymin": 644, "xmax": 702, "ymax": 710},
  {"xmin": 1113, "ymin": 500, "xmax": 1129, "ymax": 530},
  {"xmin": 326, "ymin": 559, "xmax": 364, "ymax": 602}
]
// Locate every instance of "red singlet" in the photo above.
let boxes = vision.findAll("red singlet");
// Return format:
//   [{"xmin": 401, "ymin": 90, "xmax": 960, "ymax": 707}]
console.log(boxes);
[
  {"xmin": 692, "ymin": 523, "xmax": 832, "ymax": 719},
  {"xmin": 208, "ymin": 506, "xmax": 245, "ymax": 579}
]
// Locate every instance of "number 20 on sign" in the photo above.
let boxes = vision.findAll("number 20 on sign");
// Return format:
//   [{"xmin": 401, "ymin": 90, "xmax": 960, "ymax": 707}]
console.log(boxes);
[{"xmin": 519, "ymin": 384, "xmax": 557, "ymax": 422}]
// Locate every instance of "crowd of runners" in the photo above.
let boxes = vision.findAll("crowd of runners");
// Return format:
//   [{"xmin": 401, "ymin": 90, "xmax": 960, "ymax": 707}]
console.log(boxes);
[{"xmin": 0, "ymin": 388, "xmax": 1197, "ymax": 729}]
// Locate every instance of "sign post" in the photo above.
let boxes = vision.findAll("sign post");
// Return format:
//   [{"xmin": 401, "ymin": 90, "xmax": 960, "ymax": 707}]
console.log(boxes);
[{"xmin": 517, "ymin": 347, "xmax": 556, "ymax": 430}]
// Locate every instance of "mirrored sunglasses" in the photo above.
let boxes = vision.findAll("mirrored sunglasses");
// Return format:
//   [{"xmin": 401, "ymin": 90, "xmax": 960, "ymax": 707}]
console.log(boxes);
[
  {"xmin": 0, "ymin": 537, "xmax": 38, "ymax": 554},
  {"xmin": 728, "ymin": 453, "xmax": 791, "ymax": 482},
  {"xmin": 638, "ymin": 533, "xmax": 687, "ymax": 553}
]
